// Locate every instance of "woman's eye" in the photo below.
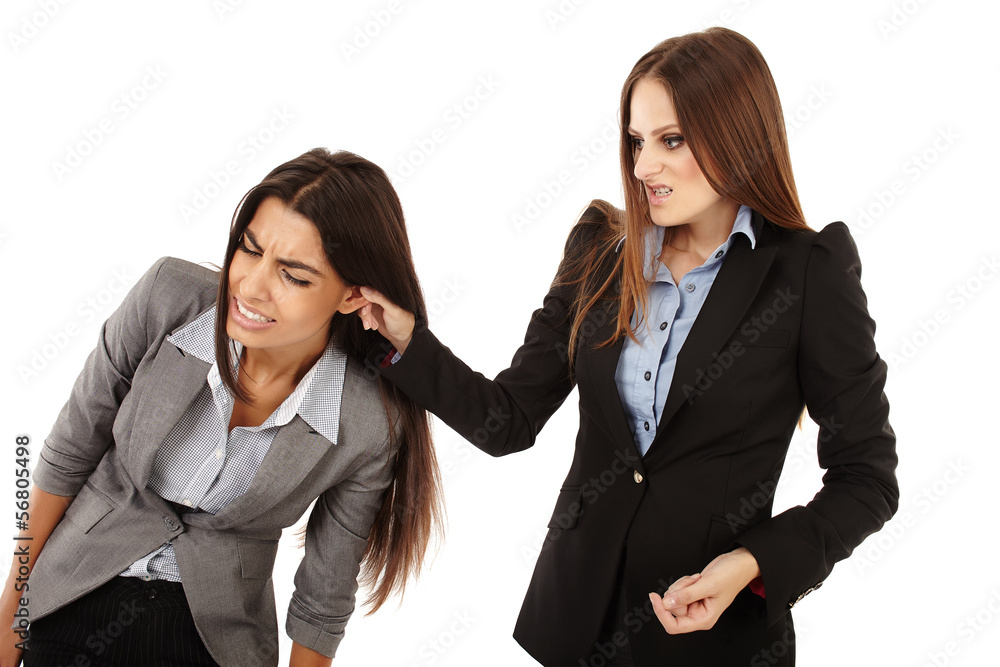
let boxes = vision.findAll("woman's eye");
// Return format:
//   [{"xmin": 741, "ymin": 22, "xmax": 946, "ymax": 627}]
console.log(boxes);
[
  {"xmin": 664, "ymin": 135, "xmax": 684, "ymax": 149},
  {"xmin": 237, "ymin": 238, "xmax": 261, "ymax": 257},
  {"xmin": 630, "ymin": 136, "xmax": 644, "ymax": 150},
  {"xmin": 283, "ymin": 271, "xmax": 310, "ymax": 287},
  {"xmin": 237, "ymin": 237, "xmax": 309, "ymax": 286}
]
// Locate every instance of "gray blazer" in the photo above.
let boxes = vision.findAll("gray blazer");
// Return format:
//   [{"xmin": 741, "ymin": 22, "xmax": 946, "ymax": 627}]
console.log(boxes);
[{"xmin": 27, "ymin": 257, "xmax": 399, "ymax": 665}]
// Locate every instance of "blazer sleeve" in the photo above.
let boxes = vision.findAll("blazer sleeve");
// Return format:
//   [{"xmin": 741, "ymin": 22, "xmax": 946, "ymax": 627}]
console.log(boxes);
[
  {"xmin": 285, "ymin": 418, "xmax": 400, "ymax": 657},
  {"xmin": 33, "ymin": 257, "xmax": 171, "ymax": 497},
  {"xmin": 366, "ymin": 213, "xmax": 604, "ymax": 456},
  {"xmin": 735, "ymin": 221, "xmax": 899, "ymax": 623}
]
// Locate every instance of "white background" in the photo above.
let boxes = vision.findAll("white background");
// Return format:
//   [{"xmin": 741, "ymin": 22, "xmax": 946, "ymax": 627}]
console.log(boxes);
[{"xmin": 2, "ymin": 1, "xmax": 998, "ymax": 665}]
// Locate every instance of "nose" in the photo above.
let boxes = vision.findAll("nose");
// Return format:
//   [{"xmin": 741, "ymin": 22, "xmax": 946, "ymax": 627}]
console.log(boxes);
[
  {"xmin": 239, "ymin": 260, "xmax": 272, "ymax": 303},
  {"xmin": 633, "ymin": 144, "xmax": 661, "ymax": 182}
]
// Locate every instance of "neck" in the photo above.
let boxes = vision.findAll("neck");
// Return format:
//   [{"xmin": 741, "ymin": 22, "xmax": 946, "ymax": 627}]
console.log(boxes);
[
  {"xmin": 664, "ymin": 202, "xmax": 740, "ymax": 260},
  {"xmin": 238, "ymin": 340, "xmax": 326, "ymax": 390}
]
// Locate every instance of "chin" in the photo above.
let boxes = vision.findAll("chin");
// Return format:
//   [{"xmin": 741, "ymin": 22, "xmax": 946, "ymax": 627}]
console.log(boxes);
[
  {"xmin": 225, "ymin": 322, "xmax": 249, "ymax": 346},
  {"xmin": 648, "ymin": 211, "xmax": 686, "ymax": 228}
]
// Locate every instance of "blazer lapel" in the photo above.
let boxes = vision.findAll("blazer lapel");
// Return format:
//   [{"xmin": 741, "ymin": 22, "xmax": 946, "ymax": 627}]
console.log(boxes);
[
  {"xmin": 127, "ymin": 341, "xmax": 210, "ymax": 487},
  {"xmin": 581, "ymin": 299, "xmax": 638, "ymax": 463},
  {"xmin": 194, "ymin": 417, "xmax": 332, "ymax": 529},
  {"xmin": 654, "ymin": 213, "xmax": 777, "ymax": 441},
  {"xmin": 198, "ymin": 354, "xmax": 360, "ymax": 528},
  {"xmin": 577, "ymin": 268, "xmax": 644, "ymax": 472}
]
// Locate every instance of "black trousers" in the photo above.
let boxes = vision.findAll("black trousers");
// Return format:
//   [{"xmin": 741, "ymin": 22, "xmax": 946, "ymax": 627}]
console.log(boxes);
[{"xmin": 24, "ymin": 575, "xmax": 219, "ymax": 667}]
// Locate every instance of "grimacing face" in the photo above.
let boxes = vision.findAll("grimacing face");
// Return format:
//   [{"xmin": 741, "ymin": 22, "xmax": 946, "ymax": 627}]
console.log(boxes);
[
  {"xmin": 628, "ymin": 77, "xmax": 736, "ymax": 230},
  {"xmin": 226, "ymin": 196, "xmax": 366, "ymax": 361}
]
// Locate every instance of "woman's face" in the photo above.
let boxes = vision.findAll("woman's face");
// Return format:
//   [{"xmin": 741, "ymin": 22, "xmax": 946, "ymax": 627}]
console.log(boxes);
[
  {"xmin": 629, "ymin": 77, "xmax": 737, "ymax": 229},
  {"xmin": 226, "ymin": 196, "xmax": 365, "ymax": 360}
]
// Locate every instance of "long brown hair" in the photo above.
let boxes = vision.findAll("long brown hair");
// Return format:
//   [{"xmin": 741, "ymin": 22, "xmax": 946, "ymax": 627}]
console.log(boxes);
[
  {"xmin": 562, "ymin": 27, "xmax": 812, "ymax": 367},
  {"xmin": 214, "ymin": 148, "xmax": 443, "ymax": 611}
]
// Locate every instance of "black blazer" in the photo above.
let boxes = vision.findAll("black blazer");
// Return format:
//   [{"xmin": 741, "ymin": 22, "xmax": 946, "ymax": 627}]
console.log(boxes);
[{"xmin": 368, "ymin": 206, "xmax": 898, "ymax": 666}]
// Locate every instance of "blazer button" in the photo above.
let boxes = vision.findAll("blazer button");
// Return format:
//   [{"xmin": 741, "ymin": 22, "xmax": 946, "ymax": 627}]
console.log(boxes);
[
  {"xmin": 789, "ymin": 581, "xmax": 823, "ymax": 608},
  {"xmin": 633, "ymin": 470, "xmax": 643, "ymax": 484},
  {"xmin": 163, "ymin": 517, "xmax": 180, "ymax": 532}
]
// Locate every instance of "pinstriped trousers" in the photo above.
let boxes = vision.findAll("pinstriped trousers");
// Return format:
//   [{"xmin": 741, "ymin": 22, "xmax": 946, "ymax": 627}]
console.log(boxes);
[{"xmin": 24, "ymin": 575, "xmax": 219, "ymax": 667}]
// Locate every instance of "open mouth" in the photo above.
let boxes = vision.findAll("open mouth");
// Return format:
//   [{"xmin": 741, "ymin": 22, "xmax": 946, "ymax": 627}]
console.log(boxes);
[
  {"xmin": 647, "ymin": 184, "xmax": 673, "ymax": 204},
  {"xmin": 235, "ymin": 298, "xmax": 274, "ymax": 323}
]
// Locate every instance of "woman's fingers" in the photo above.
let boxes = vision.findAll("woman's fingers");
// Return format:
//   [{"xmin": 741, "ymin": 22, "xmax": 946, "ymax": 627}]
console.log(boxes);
[
  {"xmin": 650, "ymin": 588, "xmax": 717, "ymax": 634},
  {"xmin": 358, "ymin": 286, "xmax": 416, "ymax": 354},
  {"xmin": 662, "ymin": 572, "xmax": 701, "ymax": 617},
  {"xmin": 653, "ymin": 575, "xmax": 723, "ymax": 633},
  {"xmin": 662, "ymin": 576, "xmax": 711, "ymax": 613},
  {"xmin": 358, "ymin": 286, "xmax": 393, "ymax": 312},
  {"xmin": 360, "ymin": 286, "xmax": 402, "ymax": 320},
  {"xmin": 649, "ymin": 592, "xmax": 688, "ymax": 634},
  {"xmin": 650, "ymin": 550, "xmax": 759, "ymax": 635},
  {"xmin": 666, "ymin": 572, "xmax": 702, "ymax": 593},
  {"xmin": 358, "ymin": 303, "xmax": 373, "ymax": 330}
]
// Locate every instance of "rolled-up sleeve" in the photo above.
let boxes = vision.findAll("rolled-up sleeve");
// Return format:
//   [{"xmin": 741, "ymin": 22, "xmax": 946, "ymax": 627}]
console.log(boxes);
[{"xmin": 285, "ymin": 421, "xmax": 399, "ymax": 657}]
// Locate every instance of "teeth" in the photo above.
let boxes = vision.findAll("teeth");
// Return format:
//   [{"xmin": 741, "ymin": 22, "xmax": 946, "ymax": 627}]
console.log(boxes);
[
  {"xmin": 237, "ymin": 300, "xmax": 273, "ymax": 323},
  {"xmin": 653, "ymin": 187, "xmax": 672, "ymax": 196}
]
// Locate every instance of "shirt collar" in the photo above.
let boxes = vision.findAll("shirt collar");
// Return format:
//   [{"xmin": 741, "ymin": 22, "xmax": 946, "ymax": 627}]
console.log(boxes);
[
  {"xmin": 167, "ymin": 307, "xmax": 217, "ymax": 362},
  {"xmin": 166, "ymin": 306, "xmax": 346, "ymax": 444},
  {"xmin": 640, "ymin": 204, "xmax": 756, "ymax": 282}
]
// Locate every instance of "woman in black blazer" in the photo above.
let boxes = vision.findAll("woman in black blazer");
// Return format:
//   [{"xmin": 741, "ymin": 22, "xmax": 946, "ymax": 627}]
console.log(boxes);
[{"xmin": 360, "ymin": 28, "xmax": 898, "ymax": 666}]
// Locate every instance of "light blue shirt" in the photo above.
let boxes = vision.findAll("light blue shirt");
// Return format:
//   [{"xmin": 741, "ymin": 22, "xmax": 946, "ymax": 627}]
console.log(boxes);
[{"xmin": 614, "ymin": 205, "xmax": 756, "ymax": 456}]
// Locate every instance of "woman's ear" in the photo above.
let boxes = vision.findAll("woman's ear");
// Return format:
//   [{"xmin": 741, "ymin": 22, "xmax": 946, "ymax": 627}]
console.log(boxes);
[{"xmin": 337, "ymin": 285, "xmax": 370, "ymax": 315}]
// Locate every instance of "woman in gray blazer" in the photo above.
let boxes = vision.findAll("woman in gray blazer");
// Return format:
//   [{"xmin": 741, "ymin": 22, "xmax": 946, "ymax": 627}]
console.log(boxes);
[{"xmin": 0, "ymin": 149, "xmax": 443, "ymax": 667}]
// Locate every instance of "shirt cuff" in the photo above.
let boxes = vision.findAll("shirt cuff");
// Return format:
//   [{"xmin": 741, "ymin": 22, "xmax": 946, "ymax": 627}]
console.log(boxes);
[{"xmin": 380, "ymin": 348, "xmax": 401, "ymax": 368}]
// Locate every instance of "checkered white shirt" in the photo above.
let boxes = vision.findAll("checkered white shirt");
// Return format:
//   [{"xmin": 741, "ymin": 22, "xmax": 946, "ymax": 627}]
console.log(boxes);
[{"xmin": 120, "ymin": 306, "xmax": 347, "ymax": 582}]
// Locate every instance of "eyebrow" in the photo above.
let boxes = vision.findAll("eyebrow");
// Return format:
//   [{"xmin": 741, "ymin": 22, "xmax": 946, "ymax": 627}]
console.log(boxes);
[
  {"xmin": 243, "ymin": 229, "xmax": 324, "ymax": 277},
  {"xmin": 627, "ymin": 123, "xmax": 680, "ymax": 136}
]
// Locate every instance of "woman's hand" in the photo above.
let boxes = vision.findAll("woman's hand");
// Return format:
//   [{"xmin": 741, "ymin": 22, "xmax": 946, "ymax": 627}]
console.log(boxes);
[
  {"xmin": 0, "ymin": 625, "xmax": 24, "ymax": 667},
  {"xmin": 357, "ymin": 287, "xmax": 416, "ymax": 355},
  {"xmin": 656, "ymin": 572, "xmax": 702, "ymax": 619},
  {"xmin": 0, "ymin": 487, "xmax": 74, "ymax": 667},
  {"xmin": 289, "ymin": 641, "xmax": 332, "ymax": 667},
  {"xmin": 648, "ymin": 547, "xmax": 760, "ymax": 634}
]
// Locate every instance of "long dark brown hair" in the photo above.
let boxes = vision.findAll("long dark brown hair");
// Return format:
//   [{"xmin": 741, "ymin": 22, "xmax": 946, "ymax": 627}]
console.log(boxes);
[
  {"xmin": 214, "ymin": 148, "xmax": 443, "ymax": 611},
  {"xmin": 561, "ymin": 27, "xmax": 812, "ymax": 367}
]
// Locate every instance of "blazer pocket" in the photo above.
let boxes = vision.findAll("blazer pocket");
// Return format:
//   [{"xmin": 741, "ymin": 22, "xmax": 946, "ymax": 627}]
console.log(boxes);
[
  {"xmin": 237, "ymin": 536, "xmax": 279, "ymax": 579},
  {"xmin": 63, "ymin": 483, "xmax": 114, "ymax": 534},
  {"xmin": 547, "ymin": 486, "xmax": 584, "ymax": 531}
]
